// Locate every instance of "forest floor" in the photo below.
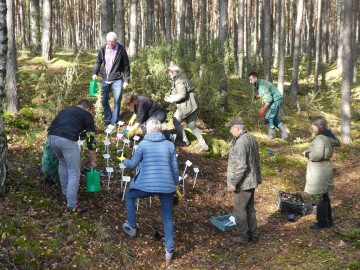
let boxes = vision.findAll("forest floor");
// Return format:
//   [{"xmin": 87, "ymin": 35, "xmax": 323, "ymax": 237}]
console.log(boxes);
[{"xmin": 0, "ymin": 52, "xmax": 360, "ymax": 269}]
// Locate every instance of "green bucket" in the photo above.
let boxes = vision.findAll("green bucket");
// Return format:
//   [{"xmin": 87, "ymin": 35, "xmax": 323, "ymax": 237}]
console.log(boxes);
[
  {"xmin": 86, "ymin": 167, "xmax": 101, "ymax": 192},
  {"xmin": 89, "ymin": 79, "xmax": 98, "ymax": 97}
]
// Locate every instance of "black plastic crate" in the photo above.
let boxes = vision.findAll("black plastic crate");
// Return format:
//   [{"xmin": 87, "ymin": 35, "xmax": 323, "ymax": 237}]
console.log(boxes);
[{"xmin": 277, "ymin": 191, "xmax": 308, "ymax": 215}]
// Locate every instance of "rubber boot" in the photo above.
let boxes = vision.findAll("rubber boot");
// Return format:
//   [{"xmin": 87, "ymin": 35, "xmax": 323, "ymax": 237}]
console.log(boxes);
[
  {"xmin": 268, "ymin": 127, "xmax": 276, "ymax": 139},
  {"xmin": 278, "ymin": 125, "xmax": 289, "ymax": 140}
]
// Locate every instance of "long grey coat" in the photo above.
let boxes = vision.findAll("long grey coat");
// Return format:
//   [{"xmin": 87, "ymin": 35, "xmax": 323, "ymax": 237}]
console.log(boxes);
[
  {"xmin": 304, "ymin": 131, "xmax": 340, "ymax": 195},
  {"xmin": 227, "ymin": 131, "xmax": 262, "ymax": 192},
  {"xmin": 169, "ymin": 72, "xmax": 199, "ymax": 119}
]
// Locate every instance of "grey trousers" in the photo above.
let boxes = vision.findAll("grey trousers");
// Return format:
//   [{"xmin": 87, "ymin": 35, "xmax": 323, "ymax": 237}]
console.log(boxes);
[
  {"xmin": 48, "ymin": 135, "xmax": 81, "ymax": 209},
  {"xmin": 233, "ymin": 188, "xmax": 259, "ymax": 242},
  {"xmin": 173, "ymin": 109, "xmax": 206, "ymax": 146}
]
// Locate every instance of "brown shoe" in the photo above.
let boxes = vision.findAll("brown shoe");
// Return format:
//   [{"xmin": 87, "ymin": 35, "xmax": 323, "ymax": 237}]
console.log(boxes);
[{"xmin": 230, "ymin": 236, "xmax": 248, "ymax": 246}]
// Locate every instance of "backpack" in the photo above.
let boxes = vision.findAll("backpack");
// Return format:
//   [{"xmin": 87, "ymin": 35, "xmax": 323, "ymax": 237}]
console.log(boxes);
[{"xmin": 41, "ymin": 139, "xmax": 60, "ymax": 184}]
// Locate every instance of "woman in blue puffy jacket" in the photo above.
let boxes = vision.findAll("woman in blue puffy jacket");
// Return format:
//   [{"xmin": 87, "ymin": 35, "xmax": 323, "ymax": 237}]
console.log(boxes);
[{"xmin": 120, "ymin": 119, "xmax": 179, "ymax": 262}]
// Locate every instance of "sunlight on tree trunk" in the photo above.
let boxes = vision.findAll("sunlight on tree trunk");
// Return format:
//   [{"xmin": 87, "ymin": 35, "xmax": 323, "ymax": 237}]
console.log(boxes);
[
  {"xmin": 41, "ymin": 0, "xmax": 52, "ymax": 61},
  {"xmin": 340, "ymin": 0, "xmax": 353, "ymax": 144},
  {"xmin": 6, "ymin": 0, "xmax": 19, "ymax": 113}
]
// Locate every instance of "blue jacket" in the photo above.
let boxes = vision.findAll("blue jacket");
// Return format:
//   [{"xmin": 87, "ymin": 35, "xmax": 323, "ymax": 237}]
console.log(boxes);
[{"xmin": 123, "ymin": 132, "xmax": 179, "ymax": 193}]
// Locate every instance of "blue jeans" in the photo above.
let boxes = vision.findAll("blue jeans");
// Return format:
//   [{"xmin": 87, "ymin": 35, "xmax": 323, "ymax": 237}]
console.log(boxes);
[
  {"xmin": 101, "ymin": 79, "xmax": 123, "ymax": 124},
  {"xmin": 265, "ymin": 99, "xmax": 284, "ymax": 129},
  {"xmin": 48, "ymin": 135, "xmax": 81, "ymax": 209},
  {"xmin": 125, "ymin": 189, "xmax": 175, "ymax": 252}
]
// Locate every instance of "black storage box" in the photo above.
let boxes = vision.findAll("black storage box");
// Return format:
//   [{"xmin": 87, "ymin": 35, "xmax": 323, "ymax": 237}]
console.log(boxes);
[{"xmin": 277, "ymin": 191, "xmax": 308, "ymax": 215}]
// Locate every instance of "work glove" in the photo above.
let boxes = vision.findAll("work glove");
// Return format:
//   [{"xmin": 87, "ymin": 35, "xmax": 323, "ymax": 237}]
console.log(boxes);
[
  {"xmin": 259, "ymin": 107, "xmax": 267, "ymax": 117},
  {"xmin": 128, "ymin": 126, "xmax": 137, "ymax": 137},
  {"xmin": 118, "ymin": 155, "xmax": 126, "ymax": 162},
  {"xmin": 254, "ymin": 94, "xmax": 261, "ymax": 100},
  {"xmin": 128, "ymin": 114, "xmax": 137, "ymax": 126},
  {"xmin": 164, "ymin": 96, "xmax": 172, "ymax": 103},
  {"xmin": 92, "ymin": 74, "xmax": 97, "ymax": 80}
]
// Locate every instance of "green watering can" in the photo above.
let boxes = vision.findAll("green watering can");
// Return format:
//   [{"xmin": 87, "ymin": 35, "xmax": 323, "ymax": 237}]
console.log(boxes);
[
  {"xmin": 89, "ymin": 79, "xmax": 98, "ymax": 97},
  {"xmin": 86, "ymin": 167, "xmax": 101, "ymax": 192}
]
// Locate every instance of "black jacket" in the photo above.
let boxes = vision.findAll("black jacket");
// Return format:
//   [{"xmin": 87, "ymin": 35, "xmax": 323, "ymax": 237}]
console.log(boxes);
[{"xmin": 93, "ymin": 42, "xmax": 130, "ymax": 83}]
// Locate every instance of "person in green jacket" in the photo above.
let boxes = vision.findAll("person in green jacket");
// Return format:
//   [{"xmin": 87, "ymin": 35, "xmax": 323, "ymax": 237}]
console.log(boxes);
[
  {"xmin": 248, "ymin": 71, "xmax": 289, "ymax": 140},
  {"xmin": 303, "ymin": 116, "xmax": 340, "ymax": 230},
  {"xmin": 164, "ymin": 62, "xmax": 209, "ymax": 153}
]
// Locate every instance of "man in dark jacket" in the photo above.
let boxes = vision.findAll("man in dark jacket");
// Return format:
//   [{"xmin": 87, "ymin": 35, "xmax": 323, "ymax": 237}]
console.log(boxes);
[
  {"xmin": 93, "ymin": 32, "xmax": 130, "ymax": 124},
  {"xmin": 164, "ymin": 62, "xmax": 209, "ymax": 152},
  {"xmin": 226, "ymin": 117, "xmax": 261, "ymax": 245},
  {"xmin": 48, "ymin": 99, "xmax": 97, "ymax": 214}
]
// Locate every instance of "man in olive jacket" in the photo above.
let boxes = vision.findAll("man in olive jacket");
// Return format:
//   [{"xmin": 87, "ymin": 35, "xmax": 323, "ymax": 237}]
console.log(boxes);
[
  {"xmin": 226, "ymin": 117, "xmax": 261, "ymax": 245},
  {"xmin": 164, "ymin": 62, "xmax": 209, "ymax": 152}
]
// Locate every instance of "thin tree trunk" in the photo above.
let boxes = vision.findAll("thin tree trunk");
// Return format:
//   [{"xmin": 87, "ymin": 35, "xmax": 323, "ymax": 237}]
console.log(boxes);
[
  {"xmin": 30, "ymin": 0, "xmax": 40, "ymax": 48},
  {"xmin": 165, "ymin": 0, "xmax": 172, "ymax": 43},
  {"xmin": 333, "ymin": 0, "xmax": 339, "ymax": 60},
  {"xmin": 337, "ymin": 0, "xmax": 344, "ymax": 71},
  {"xmin": 290, "ymin": 0, "xmax": 304, "ymax": 101},
  {"xmin": 321, "ymin": 0, "xmax": 327, "ymax": 89},
  {"xmin": 273, "ymin": 0, "xmax": 281, "ymax": 68},
  {"xmin": 278, "ymin": 0, "xmax": 285, "ymax": 94},
  {"xmin": 237, "ymin": 0, "xmax": 244, "ymax": 78},
  {"xmin": 19, "ymin": 0, "xmax": 26, "ymax": 49},
  {"xmin": 306, "ymin": 0, "xmax": 314, "ymax": 75},
  {"xmin": 115, "ymin": 0, "xmax": 125, "ymax": 45},
  {"xmin": 351, "ymin": 0, "xmax": 358, "ymax": 83},
  {"xmin": 341, "ymin": 0, "xmax": 353, "ymax": 144},
  {"xmin": 246, "ymin": 0, "xmax": 251, "ymax": 75},
  {"xmin": 129, "ymin": 0, "xmax": 138, "ymax": 57},
  {"xmin": 68, "ymin": 0, "xmax": 78, "ymax": 53},
  {"xmin": 0, "ymin": 0, "xmax": 8, "ymax": 196},
  {"xmin": 6, "ymin": 0, "xmax": 19, "ymax": 113},
  {"xmin": 263, "ymin": 0, "xmax": 272, "ymax": 81},
  {"xmin": 145, "ymin": 0, "xmax": 154, "ymax": 46},
  {"xmin": 219, "ymin": 0, "xmax": 228, "ymax": 110},
  {"xmin": 314, "ymin": 0, "xmax": 322, "ymax": 94},
  {"xmin": 55, "ymin": 0, "xmax": 62, "ymax": 48},
  {"xmin": 158, "ymin": 0, "xmax": 166, "ymax": 42},
  {"xmin": 41, "ymin": 0, "xmax": 52, "ymax": 61}
]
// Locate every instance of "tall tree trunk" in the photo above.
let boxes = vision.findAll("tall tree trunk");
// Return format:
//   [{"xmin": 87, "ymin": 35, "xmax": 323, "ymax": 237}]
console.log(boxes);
[
  {"xmin": 314, "ymin": 0, "xmax": 322, "ymax": 94},
  {"xmin": 30, "ymin": 0, "xmax": 40, "ymax": 49},
  {"xmin": 273, "ymin": 0, "xmax": 281, "ymax": 68},
  {"xmin": 321, "ymin": 0, "xmax": 327, "ymax": 89},
  {"xmin": 351, "ymin": 0, "xmax": 358, "ymax": 83},
  {"xmin": 185, "ymin": 0, "xmax": 195, "ymax": 59},
  {"xmin": 145, "ymin": 0, "xmax": 154, "ymax": 46},
  {"xmin": 263, "ymin": 0, "xmax": 272, "ymax": 81},
  {"xmin": 246, "ymin": 0, "xmax": 251, "ymax": 75},
  {"xmin": 237, "ymin": 0, "xmax": 244, "ymax": 78},
  {"xmin": 68, "ymin": 0, "xmax": 77, "ymax": 52},
  {"xmin": 337, "ymin": 0, "xmax": 344, "ymax": 71},
  {"xmin": 199, "ymin": 0, "xmax": 206, "ymax": 48},
  {"xmin": 306, "ymin": 0, "xmax": 314, "ymax": 75},
  {"xmin": 100, "ymin": 0, "xmax": 109, "ymax": 44},
  {"xmin": 19, "ymin": 0, "xmax": 26, "ymax": 49},
  {"xmin": 278, "ymin": 0, "xmax": 285, "ymax": 94},
  {"xmin": 0, "ymin": 0, "xmax": 8, "ymax": 196},
  {"xmin": 165, "ymin": 0, "xmax": 172, "ymax": 43},
  {"xmin": 54, "ymin": 0, "xmax": 62, "ymax": 48},
  {"xmin": 333, "ymin": 0, "xmax": 339, "ymax": 60},
  {"xmin": 41, "ymin": 0, "xmax": 52, "ymax": 61},
  {"xmin": 341, "ymin": 0, "xmax": 353, "ymax": 144},
  {"xmin": 290, "ymin": 0, "xmax": 304, "ymax": 101},
  {"xmin": 158, "ymin": 0, "xmax": 166, "ymax": 42},
  {"xmin": 176, "ymin": 0, "xmax": 185, "ymax": 40},
  {"xmin": 129, "ymin": 0, "xmax": 138, "ymax": 57},
  {"xmin": 115, "ymin": 0, "xmax": 125, "ymax": 45},
  {"xmin": 254, "ymin": 0, "xmax": 259, "ymax": 55},
  {"xmin": 219, "ymin": 0, "xmax": 228, "ymax": 110},
  {"xmin": 6, "ymin": 0, "xmax": 19, "ymax": 113}
]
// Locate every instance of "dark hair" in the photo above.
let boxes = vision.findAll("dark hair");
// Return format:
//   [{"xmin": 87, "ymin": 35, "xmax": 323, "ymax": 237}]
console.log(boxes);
[
  {"xmin": 248, "ymin": 71, "xmax": 258, "ymax": 78},
  {"xmin": 122, "ymin": 92, "xmax": 137, "ymax": 107},
  {"xmin": 77, "ymin": 99, "xmax": 93, "ymax": 109},
  {"xmin": 311, "ymin": 116, "xmax": 328, "ymax": 134}
]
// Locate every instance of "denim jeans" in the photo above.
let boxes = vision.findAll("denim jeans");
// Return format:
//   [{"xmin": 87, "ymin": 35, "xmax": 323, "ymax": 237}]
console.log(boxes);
[
  {"xmin": 173, "ymin": 109, "xmax": 206, "ymax": 146},
  {"xmin": 233, "ymin": 188, "xmax": 259, "ymax": 242},
  {"xmin": 101, "ymin": 79, "xmax": 123, "ymax": 124},
  {"xmin": 125, "ymin": 189, "xmax": 175, "ymax": 252},
  {"xmin": 48, "ymin": 135, "xmax": 81, "ymax": 209}
]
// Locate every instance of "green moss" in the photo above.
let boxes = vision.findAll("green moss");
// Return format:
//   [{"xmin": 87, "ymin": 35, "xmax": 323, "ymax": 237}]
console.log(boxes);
[{"xmin": 262, "ymin": 166, "xmax": 277, "ymax": 176}]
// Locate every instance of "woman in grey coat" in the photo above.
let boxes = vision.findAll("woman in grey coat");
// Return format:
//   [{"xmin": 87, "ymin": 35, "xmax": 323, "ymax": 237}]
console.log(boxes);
[{"xmin": 303, "ymin": 116, "xmax": 340, "ymax": 230}]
